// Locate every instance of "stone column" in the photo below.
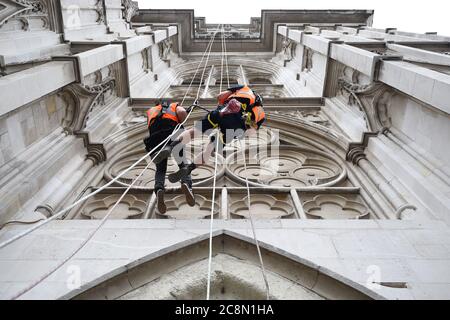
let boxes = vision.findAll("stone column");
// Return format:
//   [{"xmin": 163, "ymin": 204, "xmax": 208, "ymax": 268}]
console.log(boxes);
[
  {"xmin": 348, "ymin": 147, "xmax": 417, "ymax": 219},
  {"xmin": 35, "ymin": 148, "xmax": 105, "ymax": 218},
  {"xmin": 35, "ymin": 159, "xmax": 94, "ymax": 217}
]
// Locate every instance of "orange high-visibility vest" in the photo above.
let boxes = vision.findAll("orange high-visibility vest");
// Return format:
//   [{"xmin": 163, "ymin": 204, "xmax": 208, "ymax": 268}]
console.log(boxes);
[
  {"xmin": 252, "ymin": 105, "xmax": 265, "ymax": 124},
  {"xmin": 146, "ymin": 102, "xmax": 179, "ymax": 127},
  {"xmin": 218, "ymin": 85, "xmax": 256, "ymax": 107}
]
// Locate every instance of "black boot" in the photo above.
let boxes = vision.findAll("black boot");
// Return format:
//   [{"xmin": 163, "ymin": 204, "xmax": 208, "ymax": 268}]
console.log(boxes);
[
  {"xmin": 153, "ymin": 139, "xmax": 182, "ymax": 164},
  {"xmin": 156, "ymin": 189, "xmax": 167, "ymax": 214},
  {"xmin": 168, "ymin": 163, "xmax": 197, "ymax": 183},
  {"xmin": 181, "ymin": 183, "xmax": 195, "ymax": 207}
]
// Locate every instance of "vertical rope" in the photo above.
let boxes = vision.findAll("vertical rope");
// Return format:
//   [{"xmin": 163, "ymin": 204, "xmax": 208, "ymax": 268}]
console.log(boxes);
[
  {"xmin": 239, "ymin": 140, "xmax": 271, "ymax": 300},
  {"xmin": 205, "ymin": 132, "xmax": 221, "ymax": 300},
  {"xmin": 223, "ymin": 25, "xmax": 230, "ymax": 88},
  {"xmin": 206, "ymin": 25, "xmax": 226, "ymax": 300}
]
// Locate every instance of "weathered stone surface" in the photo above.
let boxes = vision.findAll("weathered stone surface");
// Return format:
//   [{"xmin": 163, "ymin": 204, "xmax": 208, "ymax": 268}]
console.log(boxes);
[{"xmin": 0, "ymin": 5, "xmax": 449, "ymax": 300}]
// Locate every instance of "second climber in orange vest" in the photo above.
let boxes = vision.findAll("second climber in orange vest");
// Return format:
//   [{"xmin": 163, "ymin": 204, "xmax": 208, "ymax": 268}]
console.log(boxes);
[
  {"xmin": 143, "ymin": 100, "xmax": 195, "ymax": 214},
  {"xmin": 152, "ymin": 85, "xmax": 266, "ymax": 183}
]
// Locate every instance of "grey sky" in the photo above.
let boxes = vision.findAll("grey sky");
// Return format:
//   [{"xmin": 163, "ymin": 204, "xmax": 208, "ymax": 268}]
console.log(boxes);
[{"xmin": 137, "ymin": 0, "xmax": 449, "ymax": 35}]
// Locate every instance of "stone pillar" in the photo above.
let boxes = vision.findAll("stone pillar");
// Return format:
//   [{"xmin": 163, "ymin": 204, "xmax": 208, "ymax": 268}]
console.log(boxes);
[
  {"xmin": 34, "ymin": 146, "xmax": 105, "ymax": 218},
  {"xmin": 347, "ymin": 147, "xmax": 417, "ymax": 219},
  {"xmin": 35, "ymin": 158, "xmax": 95, "ymax": 217}
]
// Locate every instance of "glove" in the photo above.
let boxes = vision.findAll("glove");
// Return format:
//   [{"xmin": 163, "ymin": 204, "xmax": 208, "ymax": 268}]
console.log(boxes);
[
  {"xmin": 219, "ymin": 99, "xmax": 242, "ymax": 117},
  {"xmin": 143, "ymin": 136, "xmax": 151, "ymax": 152}
]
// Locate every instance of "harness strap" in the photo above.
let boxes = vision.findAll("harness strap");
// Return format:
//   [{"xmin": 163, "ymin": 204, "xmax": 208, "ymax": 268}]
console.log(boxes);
[{"xmin": 207, "ymin": 113, "xmax": 219, "ymax": 128}]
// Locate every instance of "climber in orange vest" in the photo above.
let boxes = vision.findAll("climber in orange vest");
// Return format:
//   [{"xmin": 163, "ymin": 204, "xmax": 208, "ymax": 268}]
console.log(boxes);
[
  {"xmin": 143, "ymin": 100, "xmax": 195, "ymax": 214},
  {"xmin": 152, "ymin": 85, "xmax": 266, "ymax": 183}
]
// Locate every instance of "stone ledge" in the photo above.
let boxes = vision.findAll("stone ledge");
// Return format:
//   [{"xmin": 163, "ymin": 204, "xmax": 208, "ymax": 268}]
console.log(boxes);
[{"xmin": 0, "ymin": 61, "xmax": 76, "ymax": 117}]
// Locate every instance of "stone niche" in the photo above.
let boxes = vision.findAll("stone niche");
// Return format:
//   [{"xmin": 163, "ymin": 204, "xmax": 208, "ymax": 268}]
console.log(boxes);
[{"xmin": 72, "ymin": 233, "xmax": 378, "ymax": 300}]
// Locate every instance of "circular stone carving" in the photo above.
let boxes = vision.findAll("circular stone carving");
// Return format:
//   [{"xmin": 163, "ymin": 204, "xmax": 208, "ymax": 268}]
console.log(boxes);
[
  {"xmin": 302, "ymin": 195, "xmax": 369, "ymax": 219},
  {"xmin": 233, "ymin": 164, "xmax": 276, "ymax": 183},
  {"xmin": 185, "ymin": 127, "xmax": 276, "ymax": 154},
  {"xmin": 225, "ymin": 146, "xmax": 345, "ymax": 187},
  {"xmin": 230, "ymin": 195, "xmax": 294, "ymax": 219},
  {"xmin": 105, "ymin": 149, "xmax": 224, "ymax": 189},
  {"xmin": 223, "ymin": 127, "xmax": 276, "ymax": 152}
]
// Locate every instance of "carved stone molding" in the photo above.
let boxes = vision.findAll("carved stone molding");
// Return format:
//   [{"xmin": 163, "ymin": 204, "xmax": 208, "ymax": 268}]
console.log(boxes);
[
  {"xmin": 345, "ymin": 132, "xmax": 378, "ymax": 165},
  {"xmin": 159, "ymin": 38, "xmax": 173, "ymax": 61},
  {"xmin": 0, "ymin": 0, "xmax": 48, "ymax": 29},
  {"xmin": 59, "ymin": 77, "xmax": 116, "ymax": 134},
  {"xmin": 346, "ymin": 146, "xmax": 366, "ymax": 165},
  {"xmin": 302, "ymin": 47, "xmax": 314, "ymax": 71},
  {"xmin": 76, "ymin": 131, "xmax": 107, "ymax": 165},
  {"xmin": 338, "ymin": 77, "xmax": 395, "ymax": 132},
  {"xmin": 95, "ymin": 0, "xmax": 105, "ymax": 24},
  {"xmin": 274, "ymin": 110, "xmax": 330, "ymax": 127},
  {"xmin": 108, "ymin": 60, "xmax": 129, "ymax": 98},
  {"xmin": 281, "ymin": 37, "xmax": 296, "ymax": 65},
  {"xmin": 141, "ymin": 48, "xmax": 150, "ymax": 70},
  {"xmin": 122, "ymin": 0, "xmax": 138, "ymax": 23}
]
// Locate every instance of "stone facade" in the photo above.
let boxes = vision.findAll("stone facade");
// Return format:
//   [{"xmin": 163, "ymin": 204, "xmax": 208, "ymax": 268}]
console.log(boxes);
[{"xmin": 0, "ymin": 4, "xmax": 450, "ymax": 299}]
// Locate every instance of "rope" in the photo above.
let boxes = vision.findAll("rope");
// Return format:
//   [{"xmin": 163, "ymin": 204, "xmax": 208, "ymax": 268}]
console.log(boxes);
[
  {"xmin": 219, "ymin": 25, "xmax": 225, "ymax": 93},
  {"xmin": 0, "ymin": 24, "xmax": 221, "ymax": 252},
  {"xmin": 224, "ymin": 27, "xmax": 270, "ymax": 299},
  {"xmin": 206, "ymin": 132, "xmax": 221, "ymax": 300},
  {"xmin": 223, "ymin": 25, "xmax": 230, "ymax": 88},
  {"xmin": 205, "ymin": 25, "xmax": 269, "ymax": 300},
  {"xmin": 206, "ymin": 25, "xmax": 226, "ymax": 300},
  {"xmin": 0, "ymin": 219, "xmax": 45, "ymax": 231},
  {"xmin": 9, "ymin": 25, "xmax": 222, "ymax": 300},
  {"xmin": 239, "ymin": 140, "xmax": 271, "ymax": 300}
]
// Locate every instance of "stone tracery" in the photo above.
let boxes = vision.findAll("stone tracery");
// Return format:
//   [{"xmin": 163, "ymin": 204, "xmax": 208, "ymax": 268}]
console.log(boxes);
[{"xmin": 226, "ymin": 146, "xmax": 345, "ymax": 188}]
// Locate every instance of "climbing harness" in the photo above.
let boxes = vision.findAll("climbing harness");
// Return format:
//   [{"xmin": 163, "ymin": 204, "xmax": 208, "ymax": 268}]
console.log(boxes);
[{"xmin": 147, "ymin": 102, "xmax": 180, "ymax": 127}]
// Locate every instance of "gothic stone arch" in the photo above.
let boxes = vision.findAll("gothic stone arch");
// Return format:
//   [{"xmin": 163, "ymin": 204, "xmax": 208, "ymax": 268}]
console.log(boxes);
[{"xmin": 69, "ymin": 231, "xmax": 381, "ymax": 300}]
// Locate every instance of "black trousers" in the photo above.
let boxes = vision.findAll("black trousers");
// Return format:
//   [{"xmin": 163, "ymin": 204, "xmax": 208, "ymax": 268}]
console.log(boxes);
[
  {"xmin": 154, "ymin": 156, "xmax": 192, "ymax": 191},
  {"xmin": 145, "ymin": 120, "xmax": 192, "ymax": 191}
]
